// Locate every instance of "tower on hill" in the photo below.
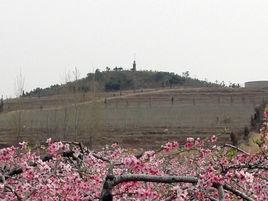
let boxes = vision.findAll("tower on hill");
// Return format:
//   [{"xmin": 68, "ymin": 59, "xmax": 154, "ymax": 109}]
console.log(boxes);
[{"xmin": 132, "ymin": 60, "xmax": 136, "ymax": 71}]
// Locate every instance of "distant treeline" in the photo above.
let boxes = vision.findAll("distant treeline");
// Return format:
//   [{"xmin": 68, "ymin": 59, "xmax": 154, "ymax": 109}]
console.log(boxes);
[{"xmin": 23, "ymin": 69, "xmax": 236, "ymax": 97}]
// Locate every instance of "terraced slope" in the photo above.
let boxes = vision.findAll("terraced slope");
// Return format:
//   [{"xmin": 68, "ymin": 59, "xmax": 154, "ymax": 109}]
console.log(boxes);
[{"xmin": 0, "ymin": 87, "xmax": 268, "ymax": 149}]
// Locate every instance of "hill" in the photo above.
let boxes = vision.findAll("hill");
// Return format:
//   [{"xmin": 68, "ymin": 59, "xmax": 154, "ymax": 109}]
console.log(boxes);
[
  {"xmin": 0, "ymin": 69, "xmax": 253, "ymax": 150},
  {"xmin": 1, "ymin": 86, "xmax": 267, "ymax": 149},
  {"xmin": 23, "ymin": 70, "xmax": 221, "ymax": 97}
]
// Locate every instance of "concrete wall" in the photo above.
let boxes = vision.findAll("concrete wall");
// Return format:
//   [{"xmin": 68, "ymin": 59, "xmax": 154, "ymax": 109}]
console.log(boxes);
[{"xmin": 245, "ymin": 81, "xmax": 268, "ymax": 89}]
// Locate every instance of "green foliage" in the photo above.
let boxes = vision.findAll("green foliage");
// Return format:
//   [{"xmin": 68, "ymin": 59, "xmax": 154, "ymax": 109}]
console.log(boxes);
[
  {"xmin": 24, "ymin": 70, "xmax": 220, "ymax": 97},
  {"xmin": 105, "ymin": 81, "xmax": 121, "ymax": 91},
  {"xmin": 253, "ymin": 138, "xmax": 265, "ymax": 148},
  {"xmin": 0, "ymin": 97, "xmax": 3, "ymax": 113},
  {"xmin": 226, "ymin": 149, "xmax": 238, "ymax": 159},
  {"xmin": 24, "ymin": 85, "xmax": 61, "ymax": 97}
]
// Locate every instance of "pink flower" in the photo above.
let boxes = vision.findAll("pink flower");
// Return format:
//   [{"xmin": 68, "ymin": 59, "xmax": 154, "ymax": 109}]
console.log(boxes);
[
  {"xmin": 264, "ymin": 111, "xmax": 268, "ymax": 119},
  {"xmin": 162, "ymin": 141, "xmax": 179, "ymax": 152},
  {"xmin": 46, "ymin": 138, "xmax": 52, "ymax": 144},
  {"xmin": 235, "ymin": 170, "xmax": 246, "ymax": 181},
  {"xmin": 245, "ymin": 172, "xmax": 254, "ymax": 183},
  {"xmin": 0, "ymin": 137, "xmax": 267, "ymax": 200},
  {"xmin": 185, "ymin": 137, "xmax": 195, "ymax": 149},
  {"xmin": 19, "ymin": 141, "xmax": 28, "ymax": 149},
  {"xmin": 210, "ymin": 135, "xmax": 217, "ymax": 143},
  {"xmin": 187, "ymin": 137, "xmax": 194, "ymax": 143}
]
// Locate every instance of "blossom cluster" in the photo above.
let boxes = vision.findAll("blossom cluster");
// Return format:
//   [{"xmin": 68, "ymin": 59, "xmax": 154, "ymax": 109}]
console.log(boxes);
[{"xmin": 0, "ymin": 134, "xmax": 267, "ymax": 201}]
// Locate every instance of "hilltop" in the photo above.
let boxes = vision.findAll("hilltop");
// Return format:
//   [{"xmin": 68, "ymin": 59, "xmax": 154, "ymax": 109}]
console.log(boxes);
[{"xmin": 23, "ymin": 69, "xmax": 222, "ymax": 97}]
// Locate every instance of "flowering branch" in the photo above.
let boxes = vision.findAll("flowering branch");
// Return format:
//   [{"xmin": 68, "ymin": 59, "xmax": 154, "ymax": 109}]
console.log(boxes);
[
  {"xmin": 1, "ymin": 174, "xmax": 22, "ymax": 201},
  {"xmin": 0, "ymin": 133, "xmax": 267, "ymax": 200},
  {"xmin": 100, "ymin": 174, "xmax": 198, "ymax": 201},
  {"xmin": 0, "ymin": 150, "xmax": 78, "ymax": 183}
]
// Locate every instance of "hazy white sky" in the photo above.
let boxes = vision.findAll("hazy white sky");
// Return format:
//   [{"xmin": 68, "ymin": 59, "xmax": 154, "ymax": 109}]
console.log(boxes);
[{"xmin": 1, "ymin": 0, "xmax": 268, "ymax": 97}]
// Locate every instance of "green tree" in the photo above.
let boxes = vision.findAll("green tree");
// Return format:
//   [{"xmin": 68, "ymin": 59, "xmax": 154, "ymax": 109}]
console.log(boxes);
[
  {"xmin": 182, "ymin": 71, "xmax": 190, "ymax": 78},
  {"xmin": 0, "ymin": 96, "xmax": 3, "ymax": 113}
]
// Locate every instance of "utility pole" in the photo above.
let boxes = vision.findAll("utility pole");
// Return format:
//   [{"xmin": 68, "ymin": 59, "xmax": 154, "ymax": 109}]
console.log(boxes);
[{"xmin": 132, "ymin": 53, "xmax": 137, "ymax": 93}]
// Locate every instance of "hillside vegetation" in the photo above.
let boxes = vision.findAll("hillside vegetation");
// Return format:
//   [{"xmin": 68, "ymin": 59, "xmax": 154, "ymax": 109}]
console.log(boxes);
[{"xmin": 23, "ymin": 70, "xmax": 221, "ymax": 97}]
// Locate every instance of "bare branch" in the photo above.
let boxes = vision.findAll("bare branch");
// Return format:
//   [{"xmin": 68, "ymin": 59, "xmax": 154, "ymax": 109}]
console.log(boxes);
[
  {"xmin": 257, "ymin": 175, "xmax": 268, "ymax": 182},
  {"xmin": 208, "ymin": 197, "xmax": 218, "ymax": 201},
  {"xmin": 209, "ymin": 197, "xmax": 218, "ymax": 201},
  {"xmin": 223, "ymin": 184, "xmax": 254, "ymax": 201},
  {"xmin": 100, "ymin": 174, "xmax": 198, "ymax": 201},
  {"xmin": 113, "ymin": 174, "xmax": 198, "ymax": 186},
  {"xmin": 224, "ymin": 144, "xmax": 250, "ymax": 155},
  {"xmin": 0, "ymin": 150, "xmax": 79, "ymax": 183},
  {"xmin": 2, "ymin": 174, "xmax": 22, "ymax": 201},
  {"xmin": 217, "ymin": 185, "xmax": 225, "ymax": 201},
  {"xmin": 223, "ymin": 162, "xmax": 268, "ymax": 174},
  {"xmin": 4, "ymin": 185, "xmax": 22, "ymax": 201},
  {"xmin": 92, "ymin": 153, "xmax": 111, "ymax": 163},
  {"xmin": 23, "ymin": 188, "xmax": 37, "ymax": 200},
  {"xmin": 0, "ymin": 168, "xmax": 23, "ymax": 183}
]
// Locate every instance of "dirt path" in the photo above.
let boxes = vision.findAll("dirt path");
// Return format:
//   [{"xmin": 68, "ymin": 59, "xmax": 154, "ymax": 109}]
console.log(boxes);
[{"xmin": 3, "ymin": 87, "xmax": 194, "ymax": 114}]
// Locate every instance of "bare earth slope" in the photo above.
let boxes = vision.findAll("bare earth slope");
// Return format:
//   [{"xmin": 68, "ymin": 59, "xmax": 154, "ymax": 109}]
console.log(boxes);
[{"xmin": 0, "ymin": 87, "xmax": 268, "ymax": 149}]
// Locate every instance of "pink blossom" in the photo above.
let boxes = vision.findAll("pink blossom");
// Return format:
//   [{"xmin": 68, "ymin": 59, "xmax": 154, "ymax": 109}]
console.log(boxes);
[
  {"xmin": 162, "ymin": 141, "xmax": 179, "ymax": 152},
  {"xmin": 0, "ymin": 135, "xmax": 267, "ymax": 200},
  {"xmin": 19, "ymin": 141, "xmax": 28, "ymax": 149},
  {"xmin": 210, "ymin": 135, "xmax": 217, "ymax": 143},
  {"xmin": 264, "ymin": 111, "xmax": 268, "ymax": 119},
  {"xmin": 46, "ymin": 138, "xmax": 52, "ymax": 144}
]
